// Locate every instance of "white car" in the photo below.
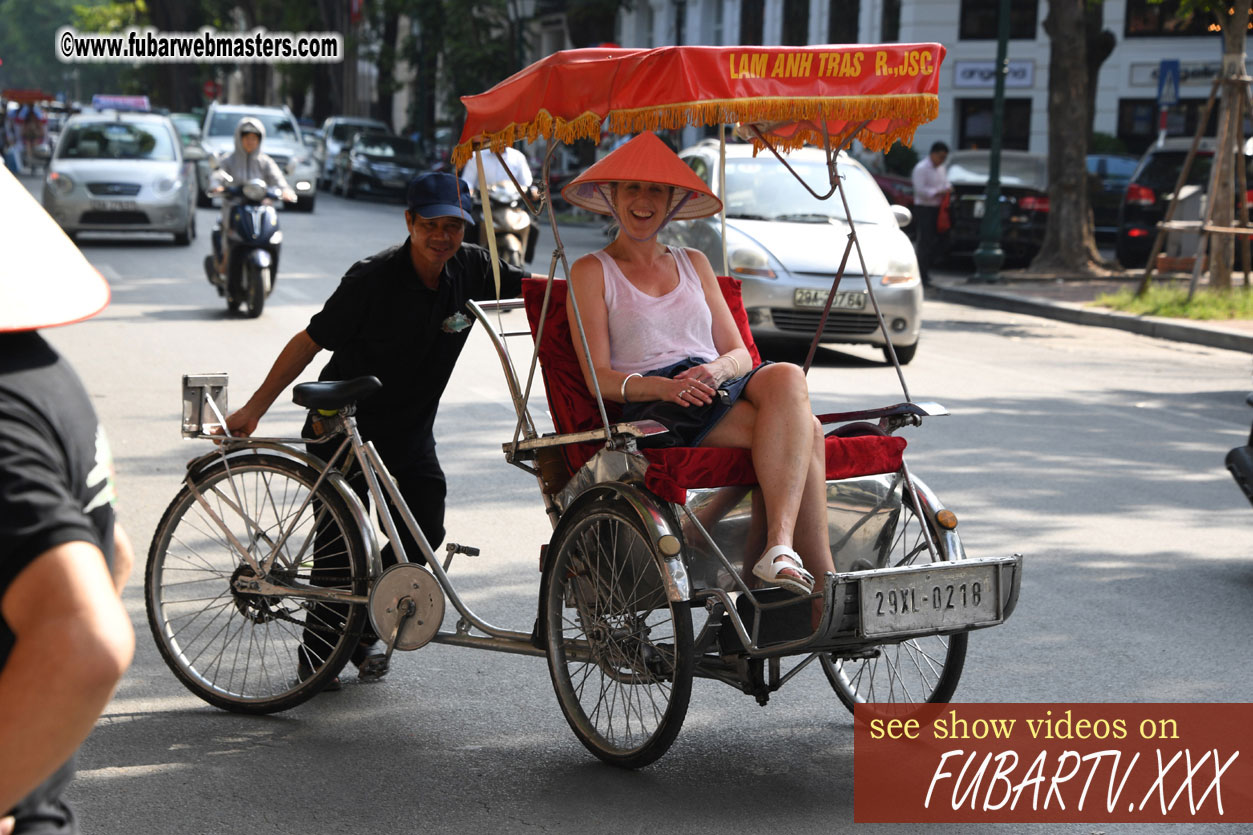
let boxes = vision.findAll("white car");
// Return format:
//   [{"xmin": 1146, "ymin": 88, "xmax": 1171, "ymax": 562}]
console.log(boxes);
[
  {"xmin": 659, "ymin": 141, "xmax": 923, "ymax": 363},
  {"xmin": 201, "ymin": 104, "xmax": 318, "ymax": 212},
  {"xmin": 41, "ymin": 111, "xmax": 196, "ymax": 245}
]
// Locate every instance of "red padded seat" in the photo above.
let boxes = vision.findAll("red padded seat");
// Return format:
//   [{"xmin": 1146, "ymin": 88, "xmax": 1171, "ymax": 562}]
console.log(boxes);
[{"xmin": 520, "ymin": 276, "xmax": 906, "ymax": 504}]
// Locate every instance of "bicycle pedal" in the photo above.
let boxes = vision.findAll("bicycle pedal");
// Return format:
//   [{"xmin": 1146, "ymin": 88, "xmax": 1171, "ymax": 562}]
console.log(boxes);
[{"xmin": 357, "ymin": 655, "xmax": 390, "ymax": 681}]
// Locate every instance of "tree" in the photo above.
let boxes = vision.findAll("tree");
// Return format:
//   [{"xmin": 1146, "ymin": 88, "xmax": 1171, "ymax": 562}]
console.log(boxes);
[
  {"xmin": 1029, "ymin": 0, "xmax": 1107, "ymax": 274},
  {"xmin": 1184, "ymin": 0, "xmax": 1252, "ymax": 290}
]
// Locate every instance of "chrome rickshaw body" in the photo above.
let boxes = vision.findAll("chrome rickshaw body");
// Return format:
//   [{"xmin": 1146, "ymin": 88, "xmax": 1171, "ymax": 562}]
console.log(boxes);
[{"xmin": 147, "ymin": 43, "xmax": 1021, "ymax": 770}]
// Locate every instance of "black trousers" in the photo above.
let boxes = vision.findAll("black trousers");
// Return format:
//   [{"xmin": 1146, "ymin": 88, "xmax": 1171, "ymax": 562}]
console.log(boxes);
[
  {"xmin": 300, "ymin": 429, "xmax": 446, "ymax": 665},
  {"xmin": 913, "ymin": 204, "xmax": 941, "ymax": 284}
]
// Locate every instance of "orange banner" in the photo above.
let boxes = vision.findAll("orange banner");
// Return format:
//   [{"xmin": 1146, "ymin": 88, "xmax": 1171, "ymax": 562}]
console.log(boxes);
[
  {"xmin": 455, "ymin": 44, "xmax": 945, "ymax": 167},
  {"xmin": 854, "ymin": 703, "xmax": 1253, "ymax": 823}
]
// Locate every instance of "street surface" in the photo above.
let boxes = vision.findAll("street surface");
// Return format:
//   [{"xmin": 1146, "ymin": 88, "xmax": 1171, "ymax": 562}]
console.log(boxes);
[{"xmin": 19, "ymin": 175, "xmax": 1253, "ymax": 834}]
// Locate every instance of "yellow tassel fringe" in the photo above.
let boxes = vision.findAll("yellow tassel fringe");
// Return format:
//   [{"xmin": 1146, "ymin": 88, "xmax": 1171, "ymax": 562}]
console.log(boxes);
[{"xmin": 452, "ymin": 94, "xmax": 938, "ymax": 168}]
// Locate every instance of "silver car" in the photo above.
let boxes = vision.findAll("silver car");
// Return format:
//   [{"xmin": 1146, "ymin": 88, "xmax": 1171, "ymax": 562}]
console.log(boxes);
[
  {"xmin": 41, "ymin": 111, "xmax": 196, "ymax": 245},
  {"xmin": 201, "ymin": 104, "xmax": 318, "ymax": 211},
  {"xmin": 660, "ymin": 141, "xmax": 923, "ymax": 363}
]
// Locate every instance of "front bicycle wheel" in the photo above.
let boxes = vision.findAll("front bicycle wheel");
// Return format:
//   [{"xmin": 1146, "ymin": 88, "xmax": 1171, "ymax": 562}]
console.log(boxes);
[
  {"xmin": 544, "ymin": 497, "xmax": 693, "ymax": 769},
  {"xmin": 822, "ymin": 482, "xmax": 967, "ymax": 716},
  {"xmin": 146, "ymin": 453, "xmax": 369, "ymax": 713}
]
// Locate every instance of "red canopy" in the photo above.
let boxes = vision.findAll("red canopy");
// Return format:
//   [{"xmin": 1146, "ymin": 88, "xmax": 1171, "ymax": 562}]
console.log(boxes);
[{"xmin": 454, "ymin": 44, "xmax": 945, "ymax": 168}]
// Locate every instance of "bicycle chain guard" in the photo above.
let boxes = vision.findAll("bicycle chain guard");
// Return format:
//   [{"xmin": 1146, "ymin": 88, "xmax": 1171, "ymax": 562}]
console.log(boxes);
[{"xmin": 368, "ymin": 563, "xmax": 445, "ymax": 651}]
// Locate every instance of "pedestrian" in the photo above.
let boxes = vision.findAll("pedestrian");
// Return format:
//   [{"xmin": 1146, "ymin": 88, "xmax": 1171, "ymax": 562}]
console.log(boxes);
[
  {"xmin": 223, "ymin": 171, "xmax": 537, "ymax": 690},
  {"xmin": 910, "ymin": 140, "xmax": 950, "ymax": 285},
  {"xmin": 0, "ymin": 166, "xmax": 134, "ymax": 835}
]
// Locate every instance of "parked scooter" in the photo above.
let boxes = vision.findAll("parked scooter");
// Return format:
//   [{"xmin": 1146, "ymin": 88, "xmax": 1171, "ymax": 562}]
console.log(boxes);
[
  {"xmin": 472, "ymin": 182, "xmax": 538, "ymax": 267},
  {"xmin": 1226, "ymin": 394, "xmax": 1253, "ymax": 506},
  {"xmin": 203, "ymin": 172, "xmax": 291, "ymax": 318}
]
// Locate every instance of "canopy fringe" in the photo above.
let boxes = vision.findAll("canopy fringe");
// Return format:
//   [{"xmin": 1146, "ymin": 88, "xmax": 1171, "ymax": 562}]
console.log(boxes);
[{"xmin": 452, "ymin": 94, "xmax": 938, "ymax": 168}]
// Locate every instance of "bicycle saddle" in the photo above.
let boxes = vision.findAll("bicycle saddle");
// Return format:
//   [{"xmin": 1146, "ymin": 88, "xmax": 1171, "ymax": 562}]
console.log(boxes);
[{"xmin": 292, "ymin": 376, "xmax": 382, "ymax": 410}]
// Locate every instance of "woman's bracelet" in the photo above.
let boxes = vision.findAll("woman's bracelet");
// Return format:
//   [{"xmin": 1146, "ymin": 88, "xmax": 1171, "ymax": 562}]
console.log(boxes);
[
  {"xmin": 718, "ymin": 352, "xmax": 742, "ymax": 379},
  {"xmin": 620, "ymin": 372, "xmax": 643, "ymax": 402}
]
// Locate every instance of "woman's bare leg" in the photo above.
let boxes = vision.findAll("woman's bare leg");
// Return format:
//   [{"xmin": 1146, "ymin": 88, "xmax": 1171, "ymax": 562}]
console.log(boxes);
[{"xmin": 701, "ymin": 364, "xmax": 834, "ymax": 582}]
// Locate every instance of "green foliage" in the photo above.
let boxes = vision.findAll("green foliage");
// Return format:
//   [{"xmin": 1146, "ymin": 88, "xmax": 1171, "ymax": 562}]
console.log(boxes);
[
  {"xmin": 1090, "ymin": 131, "xmax": 1128, "ymax": 154},
  {"xmin": 883, "ymin": 141, "xmax": 918, "ymax": 177},
  {"xmin": 1094, "ymin": 284, "xmax": 1253, "ymax": 319}
]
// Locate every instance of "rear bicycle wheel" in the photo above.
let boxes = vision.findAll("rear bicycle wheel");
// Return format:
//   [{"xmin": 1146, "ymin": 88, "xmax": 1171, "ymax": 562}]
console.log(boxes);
[
  {"xmin": 146, "ymin": 454, "xmax": 368, "ymax": 713},
  {"xmin": 544, "ymin": 498, "xmax": 693, "ymax": 769},
  {"xmin": 821, "ymin": 482, "xmax": 967, "ymax": 716}
]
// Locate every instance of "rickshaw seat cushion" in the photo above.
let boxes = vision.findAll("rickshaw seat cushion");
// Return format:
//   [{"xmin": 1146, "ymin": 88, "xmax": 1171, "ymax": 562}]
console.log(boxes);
[{"xmin": 520, "ymin": 277, "xmax": 906, "ymax": 503}]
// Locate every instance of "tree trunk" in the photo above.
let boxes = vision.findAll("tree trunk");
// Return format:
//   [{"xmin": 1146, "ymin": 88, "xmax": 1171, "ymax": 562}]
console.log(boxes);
[
  {"xmin": 1209, "ymin": 0, "xmax": 1251, "ymax": 291},
  {"xmin": 1030, "ymin": 0, "xmax": 1106, "ymax": 274}
]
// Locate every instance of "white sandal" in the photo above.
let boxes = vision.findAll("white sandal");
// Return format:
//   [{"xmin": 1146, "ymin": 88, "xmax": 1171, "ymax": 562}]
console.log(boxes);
[{"xmin": 751, "ymin": 545, "xmax": 815, "ymax": 596}]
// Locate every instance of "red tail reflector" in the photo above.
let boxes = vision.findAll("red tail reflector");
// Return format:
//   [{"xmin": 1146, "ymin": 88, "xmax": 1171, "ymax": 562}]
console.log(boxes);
[
  {"xmin": 1018, "ymin": 195, "xmax": 1049, "ymax": 212},
  {"xmin": 1125, "ymin": 184, "xmax": 1155, "ymax": 206}
]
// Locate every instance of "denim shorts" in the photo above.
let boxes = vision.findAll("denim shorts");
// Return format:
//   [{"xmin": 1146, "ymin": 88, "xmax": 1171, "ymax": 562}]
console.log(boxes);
[{"xmin": 620, "ymin": 355, "xmax": 769, "ymax": 448}]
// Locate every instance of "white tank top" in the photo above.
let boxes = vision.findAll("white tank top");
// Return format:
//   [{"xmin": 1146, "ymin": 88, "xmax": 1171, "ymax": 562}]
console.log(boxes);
[{"xmin": 594, "ymin": 246, "xmax": 718, "ymax": 375}]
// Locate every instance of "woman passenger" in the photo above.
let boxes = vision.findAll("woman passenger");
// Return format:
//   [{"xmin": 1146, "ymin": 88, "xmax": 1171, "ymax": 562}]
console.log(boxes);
[{"xmin": 562, "ymin": 131, "xmax": 834, "ymax": 597}]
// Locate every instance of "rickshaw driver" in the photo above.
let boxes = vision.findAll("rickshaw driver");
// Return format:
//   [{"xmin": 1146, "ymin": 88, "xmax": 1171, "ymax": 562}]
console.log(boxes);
[{"xmin": 224, "ymin": 172, "xmax": 535, "ymax": 689}]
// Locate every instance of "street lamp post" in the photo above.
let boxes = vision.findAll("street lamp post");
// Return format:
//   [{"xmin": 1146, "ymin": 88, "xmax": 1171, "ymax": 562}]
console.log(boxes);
[{"xmin": 972, "ymin": 0, "xmax": 1012, "ymax": 283}]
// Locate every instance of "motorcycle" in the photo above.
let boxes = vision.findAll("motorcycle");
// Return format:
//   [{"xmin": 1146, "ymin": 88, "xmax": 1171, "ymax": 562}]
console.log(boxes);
[
  {"xmin": 203, "ymin": 173, "xmax": 291, "ymax": 318},
  {"xmin": 471, "ymin": 182, "xmax": 537, "ymax": 268},
  {"xmin": 1226, "ymin": 393, "xmax": 1253, "ymax": 506}
]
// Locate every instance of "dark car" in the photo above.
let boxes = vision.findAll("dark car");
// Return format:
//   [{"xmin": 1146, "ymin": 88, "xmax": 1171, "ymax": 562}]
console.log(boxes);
[
  {"xmin": 331, "ymin": 133, "xmax": 425, "ymax": 200},
  {"xmin": 945, "ymin": 149, "xmax": 1050, "ymax": 264},
  {"xmin": 872, "ymin": 172, "xmax": 916, "ymax": 238},
  {"xmin": 1086, "ymin": 153, "xmax": 1139, "ymax": 240},
  {"xmin": 1115, "ymin": 137, "xmax": 1253, "ymax": 268}
]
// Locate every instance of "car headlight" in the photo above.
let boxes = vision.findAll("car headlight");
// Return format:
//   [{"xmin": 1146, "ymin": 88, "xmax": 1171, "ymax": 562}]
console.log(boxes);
[
  {"xmin": 880, "ymin": 254, "xmax": 920, "ymax": 285},
  {"xmin": 728, "ymin": 245, "xmax": 776, "ymax": 279},
  {"xmin": 46, "ymin": 172, "xmax": 74, "ymax": 196},
  {"xmin": 153, "ymin": 176, "xmax": 182, "ymax": 195}
]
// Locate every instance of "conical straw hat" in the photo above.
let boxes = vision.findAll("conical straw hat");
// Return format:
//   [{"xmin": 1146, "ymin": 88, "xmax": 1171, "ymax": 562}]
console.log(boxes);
[
  {"xmin": 1, "ymin": 166, "xmax": 110, "ymax": 332},
  {"xmin": 562, "ymin": 131, "xmax": 722, "ymax": 220}
]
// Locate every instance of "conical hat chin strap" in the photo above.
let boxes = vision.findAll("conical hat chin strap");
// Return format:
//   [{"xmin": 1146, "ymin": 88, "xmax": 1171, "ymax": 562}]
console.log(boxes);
[{"xmin": 594, "ymin": 184, "xmax": 693, "ymax": 242}]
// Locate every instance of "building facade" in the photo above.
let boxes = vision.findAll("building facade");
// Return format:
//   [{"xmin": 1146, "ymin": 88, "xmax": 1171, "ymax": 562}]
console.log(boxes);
[{"xmin": 611, "ymin": 0, "xmax": 1248, "ymax": 156}]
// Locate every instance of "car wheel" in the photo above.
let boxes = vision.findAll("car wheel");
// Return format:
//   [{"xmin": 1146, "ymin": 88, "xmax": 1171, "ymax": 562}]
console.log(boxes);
[
  {"xmin": 173, "ymin": 214, "xmax": 195, "ymax": 246},
  {"xmin": 1115, "ymin": 236, "xmax": 1149, "ymax": 269},
  {"xmin": 884, "ymin": 341, "xmax": 918, "ymax": 365}
]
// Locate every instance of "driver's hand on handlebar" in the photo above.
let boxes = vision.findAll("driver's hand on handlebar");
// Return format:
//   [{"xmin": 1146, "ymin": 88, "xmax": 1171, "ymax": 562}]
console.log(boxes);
[
  {"xmin": 216, "ymin": 407, "xmax": 260, "ymax": 440},
  {"xmin": 281, "ymin": 188, "xmax": 297, "ymax": 203}
]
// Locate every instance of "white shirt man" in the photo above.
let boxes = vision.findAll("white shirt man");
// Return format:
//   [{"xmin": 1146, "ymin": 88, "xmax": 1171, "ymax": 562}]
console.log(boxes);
[
  {"xmin": 461, "ymin": 145, "xmax": 533, "ymax": 196},
  {"xmin": 910, "ymin": 141, "xmax": 950, "ymax": 284}
]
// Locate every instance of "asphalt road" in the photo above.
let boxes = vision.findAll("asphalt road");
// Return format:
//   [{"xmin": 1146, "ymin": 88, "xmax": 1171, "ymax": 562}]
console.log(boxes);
[{"xmin": 20, "ymin": 176, "xmax": 1253, "ymax": 834}]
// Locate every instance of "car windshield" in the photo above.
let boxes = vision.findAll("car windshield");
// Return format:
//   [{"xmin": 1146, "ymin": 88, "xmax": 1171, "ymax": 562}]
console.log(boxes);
[
  {"xmin": 1134, "ymin": 150, "xmax": 1253, "ymax": 193},
  {"xmin": 1088, "ymin": 155, "xmax": 1138, "ymax": 182},
  {"xmin": 57, "ymin": 121, "xmax": 176, "ymax": 161},
  {"xmin": 332, "ymin": 122, "xmax": 386, "ymax": 141},
  {"xmin": 206, "ymin": 111, "xmax": 300, "ymax": 142},
  {"xmin": 170, "ymin": 114, "xmax": 200, "ymax": 139},
  {"xmin": 722, "ymin": 157, "xmax": 891, "ymax": 224},
  {"xmin": 947, "ymin": 155, "xmax": 1047, "ymax": 189},
  {"xmin": 353, "ymin": 136, "xmax": 418, "ymax": 157}
]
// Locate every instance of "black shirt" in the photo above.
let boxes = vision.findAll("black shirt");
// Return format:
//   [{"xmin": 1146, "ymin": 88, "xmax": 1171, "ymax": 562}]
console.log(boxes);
[
  {"xmin": 306, "ymin": 240, "xmax": 524, "ymax": 457},
  {"xmin": 1, "ymin": 331, "xmax": 117, "ymax": 828}
]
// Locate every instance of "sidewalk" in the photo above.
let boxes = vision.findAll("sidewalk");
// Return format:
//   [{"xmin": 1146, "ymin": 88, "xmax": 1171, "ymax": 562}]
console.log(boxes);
[{"xmin": 927, "ymin": 268, "xmax": 1253, "ymax": 354}]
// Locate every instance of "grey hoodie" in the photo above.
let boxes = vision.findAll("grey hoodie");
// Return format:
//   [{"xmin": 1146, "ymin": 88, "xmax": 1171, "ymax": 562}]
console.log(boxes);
[{"xmin": 211, "ymin": 116, "xmax": 289, "ymax": 190}]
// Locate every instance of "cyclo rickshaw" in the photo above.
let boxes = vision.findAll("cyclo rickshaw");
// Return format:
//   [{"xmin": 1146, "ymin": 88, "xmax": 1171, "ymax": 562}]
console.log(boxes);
[{"xmin": 147, "ymin": 43, "xmax": 1022, "ymax": 769}]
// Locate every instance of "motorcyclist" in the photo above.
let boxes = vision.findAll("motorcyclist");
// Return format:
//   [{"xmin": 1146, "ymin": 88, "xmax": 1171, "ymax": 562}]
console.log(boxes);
[
  {"xmin": 460, "ymin": 144, "xmax": 540, "ymax": 263},
  {"xmin": 206, "ymin": 117, "xmax": 295, "ymax": 278}
]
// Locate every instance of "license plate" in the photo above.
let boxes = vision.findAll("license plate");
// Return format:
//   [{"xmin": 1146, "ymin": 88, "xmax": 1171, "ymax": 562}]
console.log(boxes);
[
  {"xmin": 793, "ymin": 288, "xmax": 866, "ymax": 310},
  {"xmin": 971, "ymin": 199, "xmax": 985, "ymax": 219},
  {"xmin": 91, "ymin": 199, "xmax": 137, "ymax": 211},
  {"xmin": 860, "ymin": 564, "xmax": 1000, "ymax": 637}
]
